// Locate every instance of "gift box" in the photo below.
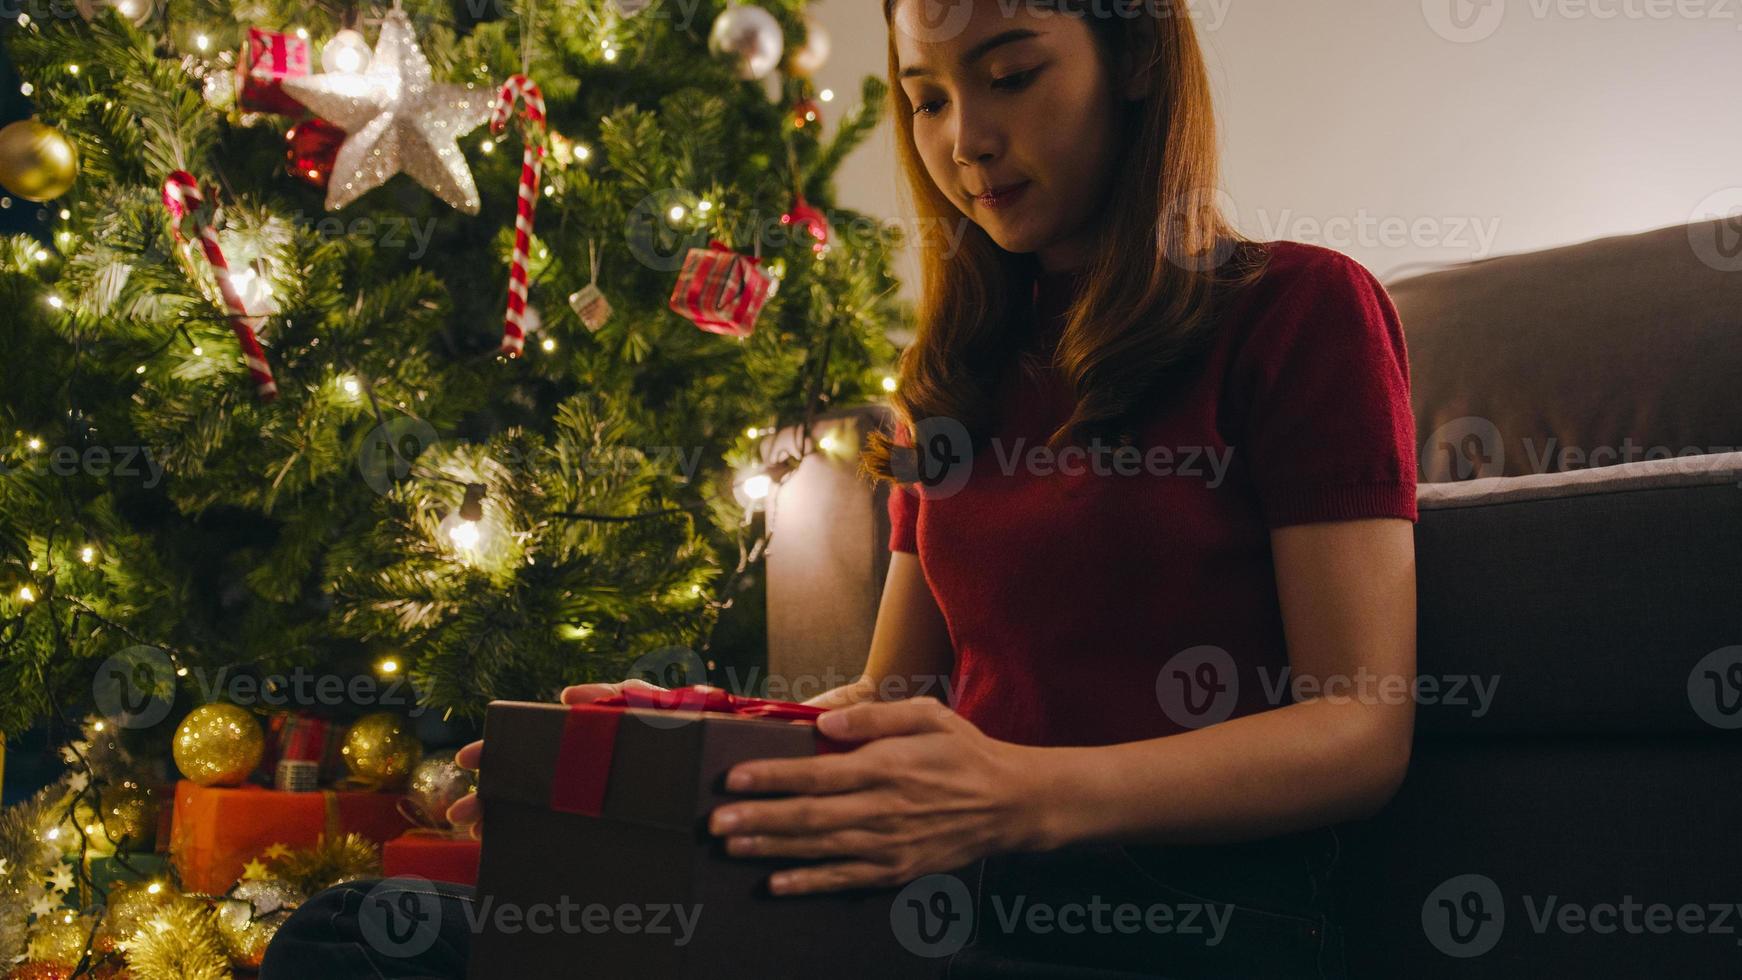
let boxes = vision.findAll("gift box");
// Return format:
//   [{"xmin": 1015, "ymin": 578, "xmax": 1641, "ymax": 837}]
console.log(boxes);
[
  {"xmin": 469, "ymin": 687, "xmax": 951, "ymax": 979},
  {"xmin": 169, "ymin": 781, "xmax": 409, "ymax": 892},
  {"xmin": 667, "ymin": 240, "xmax": 772, "ymax": 338},
  {"xmin": 383, "ymin": 832, "xmax": 481, "ymax": 886},
  {"xmin": 237, "ymin": 28, "xmax": 311, "ymax": 116}
]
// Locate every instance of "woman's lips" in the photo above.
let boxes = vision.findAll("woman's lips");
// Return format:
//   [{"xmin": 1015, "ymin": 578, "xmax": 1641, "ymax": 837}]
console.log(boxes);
[{"xmin": 975, "ymin": 181, "xmax": 1031, "ymax": 210}]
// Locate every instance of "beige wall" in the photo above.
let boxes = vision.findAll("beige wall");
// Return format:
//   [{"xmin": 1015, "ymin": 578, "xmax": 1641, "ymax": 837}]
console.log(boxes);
[{"xmin": 808, "ymin": 0, "xmax": 1742, "ymax": 297}]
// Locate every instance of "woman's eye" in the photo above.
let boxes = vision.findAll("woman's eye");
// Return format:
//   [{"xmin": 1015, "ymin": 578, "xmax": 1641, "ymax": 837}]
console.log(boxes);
[
  {"xmin": 912, "ymin": 99, "xmax": 944, "ymax": 118},
  {"xmin": 992, "ymin": 68, "xmax": 1040, "ymax": 91}
]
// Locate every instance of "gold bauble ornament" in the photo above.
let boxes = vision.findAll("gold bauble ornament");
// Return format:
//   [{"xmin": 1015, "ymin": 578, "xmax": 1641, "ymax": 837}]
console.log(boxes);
[
  {"xmin": 75, "ymin": 780, "xmax": 160, "ymax": 852},
  {"xmin": 215, "ymin": 878, "xmax": 303, "ymax": 969},
  {"xmin": 25, "ymin": 914, "xmax": 94, "ymax": 966},
  {"xmin": 340, "ymin": 712, "xmax": 422, "ymax": 789},
  {"xmin": 0, "ymin": 119, "xmax": 79, "ymax": 202},
  {"xmin": 173, "ymin": 703, "xmax": 264, "ymax": 786},
  {"xmin": 406, "ymin": 750, "xmax": 475, "ymax": 829},
  {"xmin": 96, "ymin": 879, "xmax": 177, "ymax": 951}
]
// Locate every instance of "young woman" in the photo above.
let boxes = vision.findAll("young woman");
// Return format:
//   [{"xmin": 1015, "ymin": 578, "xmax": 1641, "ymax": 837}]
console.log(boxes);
[{"xmin": 262, "ymin": 2, "xmax": 1417, "ymax": 977}]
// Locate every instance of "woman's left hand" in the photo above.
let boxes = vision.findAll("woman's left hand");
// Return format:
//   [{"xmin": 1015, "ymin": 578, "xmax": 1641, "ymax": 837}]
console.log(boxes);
[{"xmin": 707, "ymin": 696, "xmax": 1048, "ymax": 896}]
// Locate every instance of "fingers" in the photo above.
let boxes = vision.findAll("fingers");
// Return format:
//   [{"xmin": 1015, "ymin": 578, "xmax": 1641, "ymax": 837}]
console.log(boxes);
[
  {"xmin": 724, "ymin": 828, "xmax": 885, "ymax": 860},
  {"xmin": 765, "ymin": 861, "xmax": 904, "ymax": 896},
  {"xmin": 560, "ymin": 677, "xmax": 668, "ymax": 705},
  {"xmin": 723, "ymin": 752, "xmax": 877, "ymax": 795},
  {"xmin": 447, "ymin": 791, "xmax": 480, "ymax": 831},
  {"xmin": 455, "ymin": 739, "xmax": 483, "ymax": 771},
  {"xmin": 709, "ymin": 790, "xmax": 896, "ymax": 838},
  {"xmin": 816, "ymin": 697, "xmax": 956, "ymax": 742}
]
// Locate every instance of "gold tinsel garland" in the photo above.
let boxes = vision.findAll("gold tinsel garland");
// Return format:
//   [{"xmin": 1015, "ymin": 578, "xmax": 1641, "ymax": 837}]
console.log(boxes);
[
  {"xmin": 121, "ymin": 899, "xmax": 232, "ymax": 980},
  {"xmin": 263, "ymin": 832, "xmax": 382, "ymax": 895}
]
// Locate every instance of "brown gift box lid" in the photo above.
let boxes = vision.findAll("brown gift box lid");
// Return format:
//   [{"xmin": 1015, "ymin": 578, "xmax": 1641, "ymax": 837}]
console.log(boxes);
[{"xmin": 466, "ymin": 699, "xmax": 956, "ymax": 979}]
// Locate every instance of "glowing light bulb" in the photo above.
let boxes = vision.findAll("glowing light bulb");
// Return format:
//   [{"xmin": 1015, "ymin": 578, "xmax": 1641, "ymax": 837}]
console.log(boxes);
[
  {"xmin": 745, "ymin": 426, "xmax": 760, "ymax": 439},
  {"xmin": 17, "ymin": 586, "xmax": 35, "ymax": 603},
  {"xmin": 80, "ymin": 546, "xmax": 95, "ymax": 564},
  {"xmin": 193, "ymin": 34, "xmax": 208, "ymax": 51},
  {"xmin": 191, "ymin": 345, "xmax": 204, "ymax": 356},
  {"xmin": 146, "ymin": 881, "xmax": 163, "ymax": 894},
  {"xmin": 377, "ymin": 657, "xmax": 400, "ymax": 675},
  {"xmin": 572, "ymin": 143, "xmax": 591, "ymax": 163},
  {"xmin": 697, "ymin": 200, "xmax": 712, "ymax": 212},
  {"xmin": 92, "ymin": 720, "xmax": 105, "ymax": 731},
  {"xmin": 739, "ymin": 473, "xmax": 771, "ymax": 502},
  {"xmin": 480, "ymin": 140, "xmax": 495, "ymax": 154},
  {"xmin": 342, "ymin": 377, "xmax": 361, "ymax": 397},
  {"xmin": 541, "ymin": 337, "xmax": 557, "ymax": 352},
  {"xmin": 820, "ymin": 88, "xmax": 834, "ymax": 102},
  {"xmin": 26, "ymin": 437, "xmax": 42, "ymax": 451},
  {"xmin": 819, "ymin": 434, "xmax": 837, "ymax": 453},
  {"xmin": 448, "ymin": 520, "xmax": 480, "ymax": 550},
  {"xmin": 46, "ymin": 294, "xmax": 64, "ymax": 309},
  {"xmin": 18, "ymin": 82, "xmax": 32, "ymax": 96},
  {"xmin": 321, "ymin": 29, "xmax": 372, "ymax": 75},
  {"xmin": 667, "ymin": 205, "xmax": 686, "ymax": 222}
]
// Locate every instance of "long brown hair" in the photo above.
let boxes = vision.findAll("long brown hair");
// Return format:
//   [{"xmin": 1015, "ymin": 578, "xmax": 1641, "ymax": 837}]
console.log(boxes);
[{"xmin": 861, "ymin": 0, "xmax": 1267, "ymax": 486}]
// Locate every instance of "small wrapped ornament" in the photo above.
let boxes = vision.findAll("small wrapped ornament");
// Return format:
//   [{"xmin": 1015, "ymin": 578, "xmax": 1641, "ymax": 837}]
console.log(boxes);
[
  {"xmin": 236, "ymin": 28, "xmax": 312, "ymax": 116},
  {"xmin": 567, "ymin": 241, "xmax": 612, "ymax": 332},
  {"xmin": 668, "ymin": 239, "xmax": 773, "ymax": 339},
  {"xmin": 265, "ymin": 710, "xmax": 346, "ymax": 782},
  {"xmin": 285, "ymin": 118, "xmax": 346, "ymax": 189}
]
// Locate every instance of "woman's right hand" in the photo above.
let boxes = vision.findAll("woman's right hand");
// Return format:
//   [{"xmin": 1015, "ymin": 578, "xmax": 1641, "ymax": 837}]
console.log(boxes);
[{"xmin": 445, "ymin": 678, "xmax": 671, "ymax": 839}]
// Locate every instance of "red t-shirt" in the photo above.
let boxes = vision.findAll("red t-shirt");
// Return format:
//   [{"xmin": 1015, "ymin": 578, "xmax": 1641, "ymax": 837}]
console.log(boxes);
[{"xmin": 887, "ymin": 241, "xmax": 1418, "ymax": 747}]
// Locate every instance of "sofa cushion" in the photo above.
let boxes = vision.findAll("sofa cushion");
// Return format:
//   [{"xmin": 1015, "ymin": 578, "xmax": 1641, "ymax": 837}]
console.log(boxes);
[
  {"xmin": 1391, "ymin": 220, "xmax": 1742, "ymax": 482},
  {"xmin": 1412, "ymin": 449, "xmax": 1742, "ymax": 735}
]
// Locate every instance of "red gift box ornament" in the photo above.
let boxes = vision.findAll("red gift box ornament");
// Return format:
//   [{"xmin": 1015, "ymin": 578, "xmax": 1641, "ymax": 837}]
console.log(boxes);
[
  {"xmin": 667, "ymin": 239, "xmax": 773, "ymax": 338},
  {"xmin": 237, "ymin": 28, "xmax": 312, "ymax": 116}
]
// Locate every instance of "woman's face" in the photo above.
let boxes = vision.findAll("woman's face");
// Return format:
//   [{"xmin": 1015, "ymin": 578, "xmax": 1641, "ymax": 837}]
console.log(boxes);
[{"xmin": 891, "ymin": 1, "xmax": 1139, "ymax": 273}]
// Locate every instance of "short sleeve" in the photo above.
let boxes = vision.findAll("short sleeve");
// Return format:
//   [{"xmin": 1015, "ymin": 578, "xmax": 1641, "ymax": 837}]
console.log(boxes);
[
  {"xmin": 1229, "ymin": 249, "xmax": 1419, "ymax": 529},
  {"xmin": 886, "ymin": 424, "xmax": 919, "ymax": 553}
]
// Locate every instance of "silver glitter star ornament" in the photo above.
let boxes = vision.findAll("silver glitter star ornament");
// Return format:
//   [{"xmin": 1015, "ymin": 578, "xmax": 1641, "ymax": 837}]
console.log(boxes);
[{"xmin": 282, "ymin": 8, "xmax": 490, "ymax": 213}]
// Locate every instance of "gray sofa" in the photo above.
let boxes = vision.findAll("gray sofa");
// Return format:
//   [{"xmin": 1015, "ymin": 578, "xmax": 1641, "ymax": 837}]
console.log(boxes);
[{"xmin": 764, "ymin": 220, "xmax": 1742, "ymax": 977}]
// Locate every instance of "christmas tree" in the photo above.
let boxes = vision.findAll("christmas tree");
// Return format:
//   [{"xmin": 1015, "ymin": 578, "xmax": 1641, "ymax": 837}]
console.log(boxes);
[{"xmin": 0, "ymin": 0, "xmax": 901, "ymax": 971}]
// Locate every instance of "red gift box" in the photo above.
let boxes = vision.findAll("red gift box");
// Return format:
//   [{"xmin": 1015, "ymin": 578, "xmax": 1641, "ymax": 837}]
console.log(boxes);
[
  {"xmin": 667, "ymin": 240, "xmax": 773, "ymax": 338},
  {"xmin": 383, "ymin": 832, "xmax": 481, "ymax": 886},
  {"xmin": 169, "ymin": 781, "xmax": 410, "ymax": 892},
  {"xmin": 237, "ymin": 28, "xmax": 311, "ymax": 116}
]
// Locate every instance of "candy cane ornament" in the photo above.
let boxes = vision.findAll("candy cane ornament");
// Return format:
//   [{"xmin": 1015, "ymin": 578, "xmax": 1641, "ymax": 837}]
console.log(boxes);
[
  {"xmin": 490, "ymin": 74, "xmax": 548, "ymax": 358},
  {"xmin": 161, "ymin": 171, "xmax": 279, "ymax": 401}
]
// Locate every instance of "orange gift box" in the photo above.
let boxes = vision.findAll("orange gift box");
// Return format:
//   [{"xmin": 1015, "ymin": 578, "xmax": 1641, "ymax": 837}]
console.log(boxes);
[
  {"xmin": 382, "ymin": 832, "xmax": 481, "ymax": 886},
  {"xmin": 169, "ymin": 780, "xmax": 410, "ymax": 892}
]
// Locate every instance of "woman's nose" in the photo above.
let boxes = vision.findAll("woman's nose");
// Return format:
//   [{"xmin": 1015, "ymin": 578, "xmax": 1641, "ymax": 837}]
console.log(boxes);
[{"xmin": 951, "ymin": 106, "xmax": 1003, "ymax": 168}]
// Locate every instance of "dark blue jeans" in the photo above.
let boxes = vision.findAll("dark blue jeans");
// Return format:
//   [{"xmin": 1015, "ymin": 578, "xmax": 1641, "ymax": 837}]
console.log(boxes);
[{"xmin": 260, "ymin": 831, "xmax": 1346, "ymax": 980}]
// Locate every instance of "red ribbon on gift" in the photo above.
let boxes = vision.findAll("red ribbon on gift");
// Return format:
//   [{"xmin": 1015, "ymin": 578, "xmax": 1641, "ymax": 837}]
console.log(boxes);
[
  {"xmin": 666, "ymin": 240, "xmax": 772, "ymax": 338},
  {"xmin": 549, "ymin": 685, "xmax": 844, "ymax": 817}
]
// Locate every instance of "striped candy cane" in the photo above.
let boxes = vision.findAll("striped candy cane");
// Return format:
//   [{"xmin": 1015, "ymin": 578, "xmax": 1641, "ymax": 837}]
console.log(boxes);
[
  {"xmin": 161, "ymin": 171, "xmax": 279, "ymax": 401},
  {"xmin": 490, "ymin": 75, "xmax": 547, "ymax": 358}
]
